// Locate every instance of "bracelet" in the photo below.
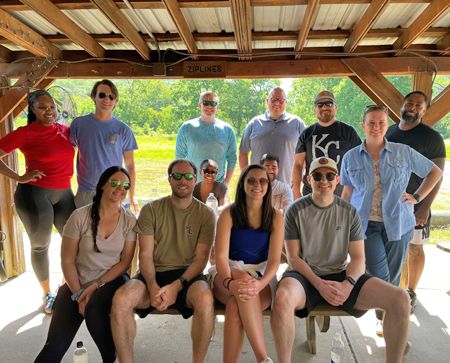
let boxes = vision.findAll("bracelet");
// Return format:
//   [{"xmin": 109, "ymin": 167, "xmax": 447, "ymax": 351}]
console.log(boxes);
[
  {"xmin": 223, "ymin": 277, "xmax": 233, "ymax": 290},
  {"xmin": 71, "ymin": 289, "xmax": 85, "ymax": 302}
]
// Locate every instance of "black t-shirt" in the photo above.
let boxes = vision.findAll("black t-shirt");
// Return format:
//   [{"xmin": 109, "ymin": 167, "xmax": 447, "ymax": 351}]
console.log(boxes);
[
  {"xmin": 295, "ymin": 120, "xmax": 362, "ymax": 196},
  {"xmin": 385, "ymin": 122, "xmax": 446, "ymax": 194}
]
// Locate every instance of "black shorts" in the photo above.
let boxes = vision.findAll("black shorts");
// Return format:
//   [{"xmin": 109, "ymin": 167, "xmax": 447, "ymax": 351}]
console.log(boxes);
[
  {"xmin": 281, "ymin": 270, "xmax": 372, "ymax": 319},
  {"xmin": 133, "ymin": 269, "xmax": 207, "ymax": 319}
]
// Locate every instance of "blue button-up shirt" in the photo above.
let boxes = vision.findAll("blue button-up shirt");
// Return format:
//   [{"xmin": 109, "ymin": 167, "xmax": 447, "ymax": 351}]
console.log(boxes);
[{"xmin": 340, "ymin": 140, "xmax": 434, "ymax": 241}]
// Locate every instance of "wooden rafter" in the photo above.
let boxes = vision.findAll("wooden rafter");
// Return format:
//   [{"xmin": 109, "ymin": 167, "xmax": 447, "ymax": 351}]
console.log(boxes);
[
  {"xmin": 411, "ymin": 71, "xmax": 433, "ymax": 101},
  {"xmin": 422, "ymin": 84, "xmax": 450, "ymax": 127},
  {"xmin": 295, "ymin": 0, "xmax": 320, "ymax": 59},
  {"xmin": 0, "ymin": 0, "xmax": 435, "ymax": 11},
  {"xmin": 393, "ymin": 0, "xmax": 450, "ymax": 55},
  {"xmin": 0, "ymin": 44, "xmax": 11, "ymax": 62},
  {"xmin": 0, "ymin": 8, "xmax": 62, "ymax": 59},
  {"xmin": 19, "ymin": 0, "xmax": 105, "ymax": 58},
  {"xmin": 230, "ymin": 0, "xmax": 252, "ymax": 60},
  {"xmin": 349, "ymin": 75, "xmax": 401, "ymax": 123},
  {"xmin": 342, "ymin": 58, "xmax": 404, "ymax": 120},
  {"xmin": 343, "ymin": 0, "xmax": 391, "ymax": 53},
  {"xmin": 90, "ymin": 0, "xmax": 150, "ymax": 60},
  {"xmin": 162, "ymin": 0, "xmax": 198, "ymax": 56},
  {"xmin": 0, "ymin": 62, "xmax": 57, "ymax": 123},
  {"xmin": 437, "ymin": 32, "xmax": 450, "ymax": 56}
]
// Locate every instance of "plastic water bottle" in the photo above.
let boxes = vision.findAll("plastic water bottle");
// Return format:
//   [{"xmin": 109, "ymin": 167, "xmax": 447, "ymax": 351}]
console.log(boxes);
[
  {"xmin": 123, "ymin": 196, "xmax": 130, "ymax": 210},
  {"xmin": 206, "ymin": 193, "xmax": 218, "ymax": 217},
  {"xmin": 150, "ymin": 188, "xmax": 160, "ymax": 201},
  {"xmin": 73, "ymin": 341, "xmax": 88, "ymax": 363},
  {"xmin": 331, "ymin": 333, "xmax": 344, "ymax": 363}
]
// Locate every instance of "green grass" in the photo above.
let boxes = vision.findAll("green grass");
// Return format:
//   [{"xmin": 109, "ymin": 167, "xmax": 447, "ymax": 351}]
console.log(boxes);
[
  {"xmin": 445, "ymin": 139, "xmax": 450, "ymax": 161},
  {"xmin": 428, "ymin": 225, "xmax": 450, "ymax": 245}
]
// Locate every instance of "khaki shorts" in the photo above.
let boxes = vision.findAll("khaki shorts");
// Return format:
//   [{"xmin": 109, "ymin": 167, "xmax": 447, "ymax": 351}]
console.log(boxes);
[
  {"xmin": 74, "ymin": 190, "xmax": 96, "ymax": 209},
  {"xmin": 410, "ymin": 211, "xmax": 431, "ymax": 245}
]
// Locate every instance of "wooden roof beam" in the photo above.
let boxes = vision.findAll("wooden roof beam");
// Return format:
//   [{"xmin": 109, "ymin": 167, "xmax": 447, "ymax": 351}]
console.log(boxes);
[
  {"xmin": 0, "ymin": 62, "xmax": 57, "ymax": 123},
  {"xmin": 295, "ymin": 0, "xmax": 320, "ymax": 59},
  {"xmin": 90, "ymin": 0, "xmax": 150, "ymax": 60},
  {"xmin": 162, "ymin": 0, "xmax": 198, "ymax": 56},
  {"xmin": 393, "ymin": 0, "xmax": 450, "ymax": 55},
  {"xmin": 342, "ymin": 57, "xmax": 404, "ymax": 120},
  {"xmin": 422, "ymin": 84, "xmax": 450, "ymax": 127},
  {"xmin": 230, "ymin": 0, "xmax": 252, "ymax": 60},
  {"xmin": 437, "ymin": 31, "xmax": 450, "ymax": 56},
  {"xmin": 19, "ymin": 0, "xmax": 105, "ymax": 58},
  {"xmin": 0, "ymin": 44, "xmax": 11, "ymax": 62},
  {"xmin": 0, "ymin": 8, "xmax": 62, "ymax": 59},
  {"xmin": 344, "ymin": 0, "xmax": 391, "ymax": 53}
]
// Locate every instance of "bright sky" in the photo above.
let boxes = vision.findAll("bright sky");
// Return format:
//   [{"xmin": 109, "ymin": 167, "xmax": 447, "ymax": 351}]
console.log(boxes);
[{"xmin": 280, "ymin": 78, "xmax": 294, "ymax": 95}]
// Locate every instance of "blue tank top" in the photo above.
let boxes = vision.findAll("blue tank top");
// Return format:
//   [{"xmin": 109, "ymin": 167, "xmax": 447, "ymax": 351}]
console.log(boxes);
[{"xmin": 229, "ymin": 226, "xmax": 271, "ymax": 264}]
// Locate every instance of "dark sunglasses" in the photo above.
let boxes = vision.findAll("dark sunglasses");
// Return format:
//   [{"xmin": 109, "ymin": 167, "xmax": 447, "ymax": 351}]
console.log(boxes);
[
  {"xmin": 310, "ymin": 172, "xmax": 337, "ymax": 182},
  {"xmin": 98, "ymin": 92, "xmax": 116, "ymax": 101},
  {"xmin": 246, "ymin": 177, "xmax": 269, "ymax": 185},
  {"xmin": 203, "ymin": 169, "xmax": 218, "ymax": 175},
  {"xmin": 201, "ymin": 100, "xmax": 218, "ymax": 107},
  {"xmin": 170, "ymin": 173, "xmax": 195, "ymax": 180},
  {"xmin": 108, "ymin": 179, "xmax": 131, "ymax": 190},
  {"xmin": 315, "ymin": 101, "xmax": 334, "ymax": 108}
]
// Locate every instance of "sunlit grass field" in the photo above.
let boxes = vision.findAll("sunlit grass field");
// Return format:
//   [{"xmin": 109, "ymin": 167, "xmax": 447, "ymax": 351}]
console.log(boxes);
[{"xmin": 17, "ymin": 136, "xmax": 449, "ymax": 243}]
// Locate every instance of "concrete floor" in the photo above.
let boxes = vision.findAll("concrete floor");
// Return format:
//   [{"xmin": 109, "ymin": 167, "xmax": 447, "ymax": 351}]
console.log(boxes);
[{"xmin": 1, "ymin": 233, "xmax": 450, "ymax": 363}]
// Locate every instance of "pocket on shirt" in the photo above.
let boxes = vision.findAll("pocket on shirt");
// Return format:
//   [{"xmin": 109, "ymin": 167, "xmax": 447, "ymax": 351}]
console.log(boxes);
[
  {"xmin": 387, "ymin": 157, "xmax": 409, "ymax": 185},
  {"xmin": 106, "ymin": 134, "xmax": 119, "ymax": 148},
  {"xmin": 347, "ymin": 165, "xmax": 365, "ymax": 190}
]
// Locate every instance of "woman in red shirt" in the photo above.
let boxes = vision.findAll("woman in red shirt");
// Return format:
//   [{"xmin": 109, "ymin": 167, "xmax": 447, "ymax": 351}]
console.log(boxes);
[{"xmin": 0, "ymin": 90, "xmax": 75, "ymax": 314}]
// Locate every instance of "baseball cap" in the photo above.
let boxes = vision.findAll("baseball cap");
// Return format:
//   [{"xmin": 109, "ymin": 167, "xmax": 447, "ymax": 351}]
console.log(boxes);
[
  {"xmin": 314, "ymin": 90, "xmax": 335, "ymax": 104},
  {"xmin": 309, "ymin": 157, "xmax": 338, "ymax": 174}
]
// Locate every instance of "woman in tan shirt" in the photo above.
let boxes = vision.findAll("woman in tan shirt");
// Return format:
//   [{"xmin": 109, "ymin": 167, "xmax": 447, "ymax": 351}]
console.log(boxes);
[{"xmin": 35, "ymin": 166, "xmax": 137, "ymax": 363}]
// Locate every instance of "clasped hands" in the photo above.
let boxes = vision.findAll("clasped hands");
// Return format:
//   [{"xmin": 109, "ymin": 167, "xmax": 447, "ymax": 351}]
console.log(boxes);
[
  {"xmin": 149, "ymin": 282, "xmax": 181, "ymax": 311},
  {"xmin": 318, "ymin": 280, "xmax": 352, "ymax": 306},
  {"xmin": 229, "ymin": 277, "xmax": 262, "ymax": 303}
]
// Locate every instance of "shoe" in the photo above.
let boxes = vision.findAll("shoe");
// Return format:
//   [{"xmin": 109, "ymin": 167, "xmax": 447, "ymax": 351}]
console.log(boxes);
[
  {"xmin": 375, "ymin": 319, "xmax": 384, "ymax": 337},
  {"xmin": 407, "ymin": 289, "xmax": 418, "ymax": 314},
  {"xmin": 404, "ymin": 340, "xmax": 412, "ymax": 355},
  {"xmin": 43, "ymin": 292, "xmax": 56, "ymax": 314},
  {"xmin": 259, "ymin": 358, "xmax": 273, "ymax": 363}
]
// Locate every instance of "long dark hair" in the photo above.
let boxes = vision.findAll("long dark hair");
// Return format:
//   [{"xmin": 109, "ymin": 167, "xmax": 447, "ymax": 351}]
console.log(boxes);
[
  {"xmin": 91, "ymin": 166, "xmax": 130, "ymax": 252},
  {"xmin": 230, "ymin": 164, "xmax": 274, "ymax": 233},
  {"xmin": 27, "ymin": 89, "xmax": 53, "ymax": 124}
]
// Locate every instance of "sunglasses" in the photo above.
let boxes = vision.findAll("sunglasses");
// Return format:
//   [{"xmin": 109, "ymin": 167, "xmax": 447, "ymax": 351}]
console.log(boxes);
[
  {"xmin": 203, "ymin": 169, "xmax": 218, "ymax": 175},
  {"xmin": 201, "ymin": 100, "xmax": 218, "ymax": 107},
  {"xmin": 270, "ymin": 98, "xmax": 286, "ymax": 104},
  {"xmin": 108, "ymin": 179, "xmax": 131, "ymax": 190},
  {"xmin": 315, "ymin": 101, "xmax": 334, "ymax": 108},
  {"xmin": 246, "ymin": 177, "xmax": 269, "ymax": 185},
  {"xmin": 310, "ymin": 172, "xmax": 337, "ymax": 182},
  {"xmin": 98, "ymin": 92, "xmax": 116, "ymax": 101},
  {"xmin": 170, "ymin": 173, "xmax": 195, "ymax": 180}
]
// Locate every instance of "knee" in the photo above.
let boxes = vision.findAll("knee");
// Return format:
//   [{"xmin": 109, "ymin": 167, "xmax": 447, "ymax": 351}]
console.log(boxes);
[
  {"xmin": 387, "ymin": 288, "xmax": 410, "ymax": 318},
  {"xmin": 111, "ymin": 286, "xmax": 134, "ymax": 315},
  {"xmin": 192, "ymin": 286, "xmax": 214, "ymax": 314},
  {"xmin": 272, "ymin": 285, "xmax": 297, "ymax": 314},
  {"xmin": 409, "ymin": 244, "xmax": 423, "ymax": 257}
]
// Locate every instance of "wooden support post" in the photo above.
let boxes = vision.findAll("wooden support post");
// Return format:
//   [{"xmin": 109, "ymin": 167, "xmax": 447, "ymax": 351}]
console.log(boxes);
[
  {"xmin": 0, "ymin": 77, "xmax": 25, "ymax": 280},
  {"xmin": 422, "ymin": 84, "xmax": 450, "ymax": 127},
  {"xmin": 411, "ymin": 72, "xmax": 433, "ymax": 102},
  {"xmin": 306, "ymin": 315, "xmax": 316, "ymax": 354}
]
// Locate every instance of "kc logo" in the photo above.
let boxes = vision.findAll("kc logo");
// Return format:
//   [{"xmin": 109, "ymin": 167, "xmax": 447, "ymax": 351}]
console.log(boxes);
[{"xmin": 312, "ymin": 134, "xmax": 341, "ymax": 164}]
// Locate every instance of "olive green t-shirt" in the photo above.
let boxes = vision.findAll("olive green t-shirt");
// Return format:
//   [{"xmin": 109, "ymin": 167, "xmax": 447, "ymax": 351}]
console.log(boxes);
[{"xmin": 135, "ymin": 195, "xmax": 216, "ymax": 272}]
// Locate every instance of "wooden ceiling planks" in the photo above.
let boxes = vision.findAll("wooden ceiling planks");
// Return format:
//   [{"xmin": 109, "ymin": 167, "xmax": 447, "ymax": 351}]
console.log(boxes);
[
  {"xmin": 230, "ymin": 0, "xmax": 252, "ymax": 60},
  {"xmin": 294, "ymin": 0, "xmax": 320, "ymax": 59}
]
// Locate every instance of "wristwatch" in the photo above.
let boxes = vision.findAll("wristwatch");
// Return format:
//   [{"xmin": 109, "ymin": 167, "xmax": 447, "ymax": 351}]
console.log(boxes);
[
  {"xmin": 412, "ymin": 193, "xmax": 421, "ymax": 204},
  {"xmin": 345, "ymin": 276, "xmax": 356, "ymax": 286},
  {"xmin": 94, "ymin": 279, "xmax": 105, "ymax": 289},
  {"xmin": 178, "ymin": 277, "xmax": 188, "ymax": 288}
]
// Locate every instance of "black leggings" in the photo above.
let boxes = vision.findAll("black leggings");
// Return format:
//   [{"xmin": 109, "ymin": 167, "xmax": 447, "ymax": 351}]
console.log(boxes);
[
  {"xmin": 35, "ymin": 274, "xmax": 129, "ymax": 363},
  {"xmin": 14, "ymin": 183, "xmax": 75, "ymax": 282}
]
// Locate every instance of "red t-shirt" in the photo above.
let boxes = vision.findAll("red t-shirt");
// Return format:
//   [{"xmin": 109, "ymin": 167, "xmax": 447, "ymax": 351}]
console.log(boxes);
[{"xmin": 0, "ymin": 122, "xmax": 75, "ymax": 189}]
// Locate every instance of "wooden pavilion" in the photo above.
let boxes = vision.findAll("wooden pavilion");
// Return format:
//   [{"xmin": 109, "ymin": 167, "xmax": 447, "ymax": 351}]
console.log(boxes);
[{"xmin": 0, "ymin": 0, "xmax": 449, "ymax": 281}]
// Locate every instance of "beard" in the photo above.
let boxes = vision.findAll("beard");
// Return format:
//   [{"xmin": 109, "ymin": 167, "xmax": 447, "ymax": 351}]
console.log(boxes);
[
  {"xmin": 401, "ymin": 108, "xmax": 422, "ymax": 124},
  {"xmin": 171, "ymin": 185, "xmax": 193, "ymax": 199}
]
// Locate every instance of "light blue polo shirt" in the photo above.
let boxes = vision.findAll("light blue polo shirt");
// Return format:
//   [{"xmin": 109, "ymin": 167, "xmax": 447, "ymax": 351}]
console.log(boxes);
[{"xmin": 340, "ymin": 140, "xmax": 434, "ymax": 241}]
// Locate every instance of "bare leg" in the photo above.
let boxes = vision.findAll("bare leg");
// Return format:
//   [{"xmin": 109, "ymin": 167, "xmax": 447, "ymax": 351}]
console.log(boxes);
[
  {"xmin": 111, "ymin": 279, "xmax": 151, "ymax": 363},
  {"xmin": 270, "ymin": 277, "xmax": 306, "ymax": 363},
  {"xmin": 186, "ymin": 280, "xmax": 215, "ymax": 363},
  {"xmin": 407, "ymin": 244, "xmax": 425, "ymax": 291},
  {"xmin": 40, "ymin": 279, "xmax": 51, "ymax": 295},
  {"xmin": 354, "ymin": 278, "xmax": 410, "ymax": 363},
  {"xmin": 223, "ymin": 297, "xmax": 245, "ymax": 363}
]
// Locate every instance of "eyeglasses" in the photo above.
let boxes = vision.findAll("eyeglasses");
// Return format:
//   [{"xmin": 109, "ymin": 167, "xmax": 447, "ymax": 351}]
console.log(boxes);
[
  {"xmin": 310, "ymin": 172, "xmax": 337, "ymax": 182},
  {"xmin": 98, "ymin": 92, "xmax": 116, "ymax": 101},
  {"xmin": 315, "ymin": 101, "xmax": 334, "ymax": 108},
  {"xmin": 170, "ymin": 173, "xmax": 195, "ymax": 180},
  {"xmin": 108, "ymin": 179, "xmax": 131, "ymax": 190},
  {"xmin": 201, "ymin": 100, "xmax": 218, "ymax": 107},
  {"xmin": 270, "ymin": 98, "xmax": 286, "ymax": 104},
  {"xmin": 203, "ymin": 169, "xmax": 218, "ymax": 175},
  {"xmin": 246, "ymin": 177, "xmax": 269, "ymax": 185}
]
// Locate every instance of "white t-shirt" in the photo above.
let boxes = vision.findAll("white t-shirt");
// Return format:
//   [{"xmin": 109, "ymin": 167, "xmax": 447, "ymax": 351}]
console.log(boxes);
[{"xmin": 271, "ymin": 179, "xmax": 293, "ymax": 210}]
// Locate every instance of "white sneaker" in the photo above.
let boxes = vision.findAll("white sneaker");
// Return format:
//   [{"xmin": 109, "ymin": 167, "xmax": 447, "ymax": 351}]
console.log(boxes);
[{"xmin": 259, "ymin": 358, "xmax": 273, "ymax": 363}]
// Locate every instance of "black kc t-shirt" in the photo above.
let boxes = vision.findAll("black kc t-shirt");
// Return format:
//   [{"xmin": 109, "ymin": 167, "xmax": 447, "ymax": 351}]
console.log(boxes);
[
  {"xmin": 295, "ymin": 120, "xmax": 362, "ymax": 196},
  {"xmin": 385, "ymin": 123, "xmax": 446, "ymax": 195}
]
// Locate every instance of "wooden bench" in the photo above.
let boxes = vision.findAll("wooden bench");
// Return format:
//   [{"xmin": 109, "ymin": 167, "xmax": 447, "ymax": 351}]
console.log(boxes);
[{"xmin": 149, "ymin": 301, "xmax": 349, "ymax": 354}]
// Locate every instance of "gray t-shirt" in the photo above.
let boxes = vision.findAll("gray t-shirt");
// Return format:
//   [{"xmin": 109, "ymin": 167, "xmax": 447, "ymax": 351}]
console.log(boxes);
[
  {"xmin": 284, "ymin": 195, "xmax": 363, "ymax": 276},
  {"xmin": 63, "ymin": 205, "xmax": 137, "ymax": 287},
  {"xmin": 240, "ymin": 111, "xmax": 305, "ymax": 185},
  {"xmin": 271, "ymin": 179, "xmax": 293, "ymax": 210}
]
